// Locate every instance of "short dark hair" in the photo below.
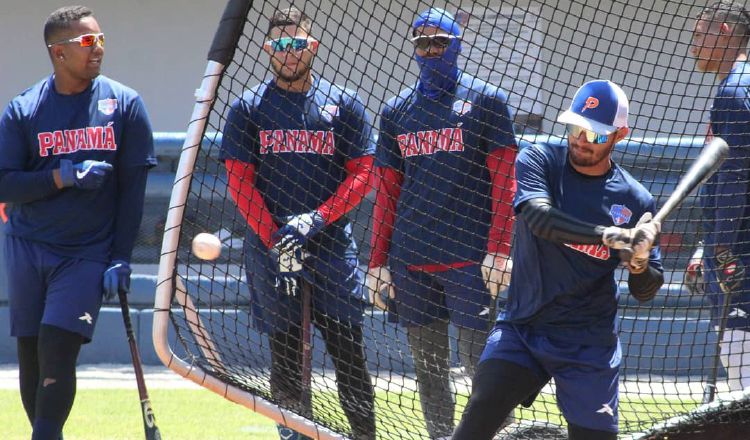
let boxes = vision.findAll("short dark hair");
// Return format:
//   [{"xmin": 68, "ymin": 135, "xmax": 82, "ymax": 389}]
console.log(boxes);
[
  {"xmin": 267, "ymin": 7, "xmax": 312, "ymax": 36},
  {"xmin": 44, "ymin": 5, "xmax": 94, "ymax": 45},
  {"xmin": 700, "ymin": 1, "xmax": 750, "ymax": 43}
]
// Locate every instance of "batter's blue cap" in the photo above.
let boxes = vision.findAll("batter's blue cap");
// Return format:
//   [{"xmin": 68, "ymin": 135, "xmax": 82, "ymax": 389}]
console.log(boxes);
[
  {"xmin": 412, "ymin": 8, "xmax": 461, "ymax": 36},
  {"xmin": 557, "ymin": 80, "xmax": 629, "ymax": 135}
]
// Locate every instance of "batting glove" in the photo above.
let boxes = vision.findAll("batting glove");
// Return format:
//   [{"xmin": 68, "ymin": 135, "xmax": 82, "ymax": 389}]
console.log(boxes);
[
  {"xmin": 270, "ymin": 243, "xmax": 309, "ymax": 297},
  {"xmin": 103, "ymin": 260, "xmax": 131, "ymax": 301},
  {"xmin": 603, "ymin": 213, "xmax": 660, "ymax": 274},
  {"xmin": 685, "ymin": 243, "xmax": 705, "ymax": 295},
  {"xmin": 274, "ymin": 211, "xmax": 325, "ymax": 253},
  {"xmin": 715, "ymin": 248, "xmax": 746, "ymax": 295},
  {"xmin": 602, "ymin": 212, "xmax": 660, "ymax": 250},
  {"xmin": 366, "ymin": 266, "xmax": 394, "ymax": 310},
  {"xmin": 59, "ymin": 159, "xmax": 113, "ymax": 190},
  {"xmin": 481, "ymin": 253, "xmax": 512, "ymax": 299},
  {"xmin": 626, "ymin": 212, "xmax": 660, "ymax": 274}
]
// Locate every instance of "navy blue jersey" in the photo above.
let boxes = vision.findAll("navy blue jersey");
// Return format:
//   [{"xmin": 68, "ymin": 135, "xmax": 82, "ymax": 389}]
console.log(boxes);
[
  {"xmin": 376, "ymin": 72, "xmax": 516, "ymax": 266},
  {"xmin": 0, "ymin": 75, "xmax": 155, "ymax": 262},
  {"xmin": 220, "ymin": 77, "xmax": 374, "ymax": 256},
  {"xmin": 701, "ymin": 61, "xmax": 750, "ymax": 327},
  {"xmin": 505, "ymin": 142, "xmax": 662, "ymax": 345}
]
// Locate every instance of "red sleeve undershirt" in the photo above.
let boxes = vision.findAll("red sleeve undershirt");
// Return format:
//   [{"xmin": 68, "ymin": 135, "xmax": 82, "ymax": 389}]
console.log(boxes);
[
  {"xmin": 368, "ymin": 166, "xmax": 403, "ymax": 268},
  {"xmin": 225, "ymin": 159, "xmax": 277, "ymax": 249},
  {"xmin": 317, "ymin": 155, "xmax": 375, "ymax": 225},
  {"xmin": 225, "ymin": 156, "xmax": 374, "ymax": 249},
  {"xmin": 486, "ymin": 146, "xmax": 518, "ymax": 256}
]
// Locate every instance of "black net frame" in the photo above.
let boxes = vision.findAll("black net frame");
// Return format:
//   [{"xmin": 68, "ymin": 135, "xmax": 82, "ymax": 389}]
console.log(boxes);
[{"xmin": 152, "ymin": 0, "xmax": 750, "ymax": 439}]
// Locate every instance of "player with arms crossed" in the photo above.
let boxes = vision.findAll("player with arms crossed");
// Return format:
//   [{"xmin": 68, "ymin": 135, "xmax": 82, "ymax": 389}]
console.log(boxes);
[
  {"xmin": 220, "ymin": 7, "xmax": 376, "ymax": 440},
  {"xmin": 452, "ymin": 80, "xmax": 664, "ymax": 440},
  {"xmin": 686, "ymin": 0, "xmax": 750, "ymax": 392},
  {"xmin": 366, "ymin": 8, "xmax": 517, "ymax": 439},
  {"xmin": 0, "ymin": 5, "xmax": 155, "ymax": 439}
]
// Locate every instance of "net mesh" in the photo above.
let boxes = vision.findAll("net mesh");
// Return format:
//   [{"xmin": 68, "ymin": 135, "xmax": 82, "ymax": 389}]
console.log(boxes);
[{"xmin": 159, "ymin": 0, "xmax": 750, "ymax": 438}]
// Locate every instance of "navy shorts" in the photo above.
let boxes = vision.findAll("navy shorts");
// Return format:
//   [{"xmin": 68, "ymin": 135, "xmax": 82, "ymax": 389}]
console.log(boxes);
[
  {"xmin": 5, "ymin": 235, "xmax": 106, "ymax": 341},
  {"xmin": 480, "ymin": 321, "xmax": 621, "ymax": 433},
  {"xmin": 244, "ymin": 234, "xmax": 366, "ymax": 334},
  {"xmin": 391, "ymin": 263, "xmax": 492, "ymax": 330}
]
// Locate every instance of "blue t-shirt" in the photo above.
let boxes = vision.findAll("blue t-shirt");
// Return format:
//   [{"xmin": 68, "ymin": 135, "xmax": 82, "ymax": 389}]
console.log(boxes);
[
  {"xmin": 219, "ymin": 77, "xmax": 374, "ymax": 256},
  {"xmin": 0, "ymin": 75, "xmax": 156, "ymax": 262},
  {"xmin": 376, "ymin": 72, "xmax": 516, "ymax": 266},
  {"xmin": 701, "ymin": 61, "xmax": 750, "ymax": 327},
  {"xmin": 504, "ymin": 142, "xmax": 662, "ymax": 345}
]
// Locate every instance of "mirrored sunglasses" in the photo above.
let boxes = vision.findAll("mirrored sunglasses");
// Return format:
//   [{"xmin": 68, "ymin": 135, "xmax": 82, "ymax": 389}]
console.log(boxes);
[
  {"xmin": 410, "ymin": 34, "xmax": 456, "ymax": 51},
  {"xmin": 266, "ymin": 37, "xmax": 315, "ymax": 52},
  {"xmin": 566, "ymin": 124, "xmax": 609, "ymax": 144},
  {"xmin": 47, "ymin": 33, "xmax": 105, "ymax": 48}
]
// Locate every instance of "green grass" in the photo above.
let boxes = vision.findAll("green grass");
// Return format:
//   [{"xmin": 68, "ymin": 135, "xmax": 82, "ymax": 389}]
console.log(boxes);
[
  {"xmin": 0, "ymin": 387, "xmax": 701, "ymax": 439},
  {"xmin": 0, "ymin": 388, "xmax": 278, "ymax": 440}
]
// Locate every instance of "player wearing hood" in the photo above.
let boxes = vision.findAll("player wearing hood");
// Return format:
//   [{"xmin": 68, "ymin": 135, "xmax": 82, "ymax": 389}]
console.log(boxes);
[{"xmin": 366, "ymin": 8, "xmax": 518, "ymax": 439}]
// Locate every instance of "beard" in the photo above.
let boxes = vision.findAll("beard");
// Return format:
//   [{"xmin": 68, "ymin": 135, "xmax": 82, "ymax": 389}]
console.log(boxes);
[
  {"xmin": 568, "ymin": 140, "xmax": 614, "ymax": 168},
  {"xmin": 271, "ymin": 58, "xmax": 312, "ymax": 83}
]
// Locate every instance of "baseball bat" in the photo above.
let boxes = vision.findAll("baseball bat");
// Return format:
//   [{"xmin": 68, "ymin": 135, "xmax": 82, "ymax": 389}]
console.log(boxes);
[
  {"xmin": 653, "ymin": 137, "xmax": 729, "ymax": 224},
  {"xmin": 702, "ymin": 288, "xmax": 733, "ymax": 403},
  {"xmin": 118, "ymin": 290, "xmax": 162, "ymax": 440},
  {"xmin": 300, "ymin": 278, "xmax": 313, "ymax": 412}
]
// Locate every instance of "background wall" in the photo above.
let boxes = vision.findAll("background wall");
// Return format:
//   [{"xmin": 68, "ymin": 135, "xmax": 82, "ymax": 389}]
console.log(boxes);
[
  {"xmin": 0, "ymin": 0, "xmax": 726, "ymax": 372},
  {"xmin": 0, "ymin": 0, "xmax": 718, "ymax": 136},
  {"xmin": 0, "ymin": 1, "xmax": 224, "ymax": 131}
]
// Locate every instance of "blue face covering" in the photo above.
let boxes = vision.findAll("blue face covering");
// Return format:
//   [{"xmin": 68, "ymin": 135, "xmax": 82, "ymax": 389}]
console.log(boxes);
[{"xmin": 412, "ymin": 8, "xmax": 462, "ymax": 99}]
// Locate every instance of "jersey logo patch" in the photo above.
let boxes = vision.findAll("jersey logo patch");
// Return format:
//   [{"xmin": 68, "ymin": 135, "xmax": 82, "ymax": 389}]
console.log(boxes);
[
  {"xmin": 97, "ymin": 98, "xmax": 118, "ymax": 116},
  {"xmin": 609, "ymin": 204, "xmax": 632, "ymax": 226},
  {"xmin": 564, "ymin": 243, "xmax": 611, "ymax": 260},
  {"xmin": 320, "ymin": 105, "xmax": 339, "ymax": 123},
  {"xmin": 452, "ymin": 99, "xmax": 472, "ymax": 116}
]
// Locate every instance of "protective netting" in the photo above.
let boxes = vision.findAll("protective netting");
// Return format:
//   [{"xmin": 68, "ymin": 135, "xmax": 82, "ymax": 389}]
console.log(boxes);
[{"xmin": 155, "ymin": 0, "xmax": 750, "ymax": 438}]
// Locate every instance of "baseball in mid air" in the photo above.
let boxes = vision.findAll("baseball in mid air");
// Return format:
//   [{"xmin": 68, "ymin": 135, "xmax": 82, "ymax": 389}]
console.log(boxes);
[{"xmin": 192, "ymin": 232, "xmax": 222, "ymax": 260}]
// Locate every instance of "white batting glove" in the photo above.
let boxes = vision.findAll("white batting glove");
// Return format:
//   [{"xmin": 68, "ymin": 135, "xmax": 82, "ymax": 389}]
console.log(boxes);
[
  {"xmin": 605, "ymin": 212, "xmax": 660, "ymax": 274},
  {"xmin": 366, "ymin": 266, "xmax": 394, "ymax": 310},
  {"xmin": 630, "ymin": 212, "xmax": 660, "ymax": 259},
  {"xmin": 482, "ymin": 253, "xmax": 512, "ymax": 298},
  {"xmin": 602, "ymin": 225, "xmax": 633, "ymax": 249}
]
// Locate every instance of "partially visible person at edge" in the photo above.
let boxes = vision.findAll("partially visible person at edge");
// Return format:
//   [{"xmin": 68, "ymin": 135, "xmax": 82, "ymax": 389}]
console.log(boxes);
[{"xmin": 686, "ymin": 0, "xmax": 750, "ymax": 392}]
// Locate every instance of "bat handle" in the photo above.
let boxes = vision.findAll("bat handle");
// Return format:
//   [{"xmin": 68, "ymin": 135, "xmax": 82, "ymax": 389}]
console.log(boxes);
[{"xmin": 300, "ymin": 279, "xmax": 313, "ymax": 410}]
